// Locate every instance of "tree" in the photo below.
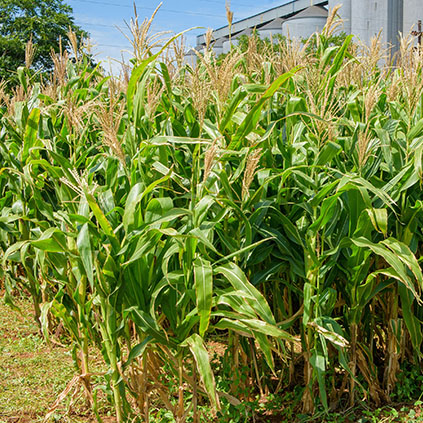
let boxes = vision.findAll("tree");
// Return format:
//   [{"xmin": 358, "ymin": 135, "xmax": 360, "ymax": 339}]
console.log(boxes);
[{"xmin": 0, "ymin": 0, "xmax": 87, "ymax": 84}]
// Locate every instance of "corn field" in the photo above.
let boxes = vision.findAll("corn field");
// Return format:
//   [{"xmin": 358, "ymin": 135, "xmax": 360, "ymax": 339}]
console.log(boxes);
[{"xmin": 2, "ymin": 11, "xmax": 423, "ymax": 422}]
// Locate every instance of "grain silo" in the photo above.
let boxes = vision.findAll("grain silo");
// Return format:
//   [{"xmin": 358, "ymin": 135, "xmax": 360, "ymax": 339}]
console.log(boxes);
[
  {"xmin": 257, "ymin": 17, "xmax": 285, "ymax": 41},
  {"xmin": 282, "ymin": 5, "xmax": 328, "ymax": 39},
  {"xmin": 328, "ymin": 0, "xmax": 351, "ymax": 33},
  {"xmin": 223, "ymin": 27, "xmax": 254, "ymax": 52},
  {"xmin": 196, "ymin": 0, "xmax": 422, "ymax": 60},
  {"xmin": 183, "ymin": 48, "xmax": 197, "ymax": 65},
  {"xmin": 212, "ymin": 37, "xmax": 228, "ymax": 56}
]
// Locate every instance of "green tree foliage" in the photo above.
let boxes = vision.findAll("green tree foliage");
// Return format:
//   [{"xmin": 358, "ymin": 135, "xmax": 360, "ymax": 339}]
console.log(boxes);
[{"xmin": 0, "ymin": 0, "xmax": 86, "ymax": 83}]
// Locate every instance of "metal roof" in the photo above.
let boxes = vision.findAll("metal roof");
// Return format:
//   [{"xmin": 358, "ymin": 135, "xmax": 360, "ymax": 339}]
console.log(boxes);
[
  {"xmin": 286, "ymin": 5, "xmax": 328, "ymax": 21},
  {"xmin": 259, "ymin": 17, "xmax": 285, "ymax": 30},
  {"xmin": 213, "ymin": 36, "xmax": 228, "ymax": 47},
  {"xmin": 234, "ymin": 27, "xmax": 254, "ymax": 38}
]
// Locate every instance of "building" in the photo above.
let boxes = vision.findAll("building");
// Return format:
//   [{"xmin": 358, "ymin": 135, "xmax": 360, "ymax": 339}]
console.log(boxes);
[
  {"xmin": 186, "ymin": 0, "xmax": 423, "ymax": 61},
  {"xmin": 282, "ymin": 5, "xmax": 328, "ymax": 39},
  {"xmin": 331, "ymin": 0, "xmax": 421, "ymax": 53}
]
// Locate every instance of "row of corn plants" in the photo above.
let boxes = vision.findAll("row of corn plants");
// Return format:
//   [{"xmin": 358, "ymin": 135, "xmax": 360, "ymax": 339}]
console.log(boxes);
[{"xmin": 2, "ymin": 14, "xmax": 423, "ymax": 421}]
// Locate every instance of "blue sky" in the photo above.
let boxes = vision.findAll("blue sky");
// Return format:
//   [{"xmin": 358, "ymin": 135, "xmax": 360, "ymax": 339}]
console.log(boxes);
[{"xmin": 68, "ymin": 0, "xmax": 288, "ymax": 72}]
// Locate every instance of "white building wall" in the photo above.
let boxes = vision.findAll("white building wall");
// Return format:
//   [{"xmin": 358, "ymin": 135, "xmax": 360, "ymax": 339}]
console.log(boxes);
[
  {"xmin": 223, "ymin": 39, "xmax": 240, "ymax": 54},
  {"xmin": 213, "ymin": 46, "xmax": 224, "ymax": 55},
  {"xmin": 350, "ymin": 0, "xmax": 389, "ymax": 46},
  {"xmin": 257, "ymin": 29, "xmax": 284, "ymax": 41},
  {"xmin": 222, "ymin": 40, "xmax": 232, "ymax": 54},
  {"xmin": 282, "ymin": 16, "xmax": 327, "ymax": 39},
  {"xmin": 328, "ymin": 0, "xmax": 352, "ymax": 33}
]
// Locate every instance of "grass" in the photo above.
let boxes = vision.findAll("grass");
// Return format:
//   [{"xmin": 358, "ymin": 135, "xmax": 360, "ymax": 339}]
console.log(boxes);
[{"xmin": 0, "ymin": 296, "xmax": 114, "ymax": 423}]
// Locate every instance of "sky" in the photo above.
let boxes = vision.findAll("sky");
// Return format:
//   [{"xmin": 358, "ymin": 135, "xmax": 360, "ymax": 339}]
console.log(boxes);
[{"xmin": 68, "ymin": 0, "xmax": 290, "ymax": 73}]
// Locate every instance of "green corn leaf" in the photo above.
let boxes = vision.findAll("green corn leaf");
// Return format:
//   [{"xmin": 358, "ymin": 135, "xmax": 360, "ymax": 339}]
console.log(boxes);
[
  {"xmin": 229, "ymin": 66, "xmax": 301, "ymax": 150},
  {"xmin": 308, "ymin": 321, "xmax": 349, "ymax": 348},
  {"xmin": 182, "ymin": 334, "xmax": 220, "ymax": 411},
  {"xmin": 219, "ymin": 87, "xmax": 248, "ymax": 133},
  {"xmin": 148, "ymin": 136, "xmax": 212, "ymax": 145},
  {"xmin": 215, "ymin": 262, "xmax": 275, "ymax": 324},
  {"xmin": 320, "ymin": 45, "xmax": 339, "ymax": 69},
  {"xmin": 50, "ymin": 301, "xmax": 80, "ymax": 342},
  {"xmin": 123, "ymin": 336, "xmax": 152, "ymax": 370},
  {"xmin": 130, "ymin": 307, "xmax": 175, "ymax": 348},
  {"xmin": 399, "ymin": 283, "xmax": 423, "ymax": 356},
  {"xmin": 40, "ymin": 301, "xmax": 53, "ymax": 344},
  {"xmin": 2, "ymin": 241, "xmax": 30, "ymax": 264},
  {"xmin": 31, "ymin": 228, "xmax": 67, "ymax": 253},
  {"xmin": 366, "ymin": 208, "xmax": 388, "ymax": 237},
  {"xmin": 327, "ymin": 35, "xmax": 353, "ymax": 77},
  {"xmin": 84, "ymin": 191, "xmax": 120, "ymax": 252},
  {"xmin": 77, "ymin": 223, "xmax": 94, "ymax": 288},
  {"xmin": 217, "ymin": 290, "xmax": 257, "ymax": 318},
  {"xmin": 123, "ymin": 230, "xmax": 163, "ymax": 266},
  {"xmin": 352, "ymin": 237, "xmax": 422, "ymax": 302},
  {"xmin": 22, "ymin": 108, "xmax": 41, "ymax": 163},
  {"xmin": 408, "ymin": 118, "xmax": 423, "ymax": 141},
  {"xmin": 213, "ymin": 237, "xmax": 273, "ymax": 266},
  {"xmin": 315, "ymin": 141, "xmax": 341, "ymax": 166},
  {"xmin": 381, "ymin": 238, "xmax": 423, "ymax": 286},
  {"xmin": 123, "ymin": 183, "xmax": 143, "ymax": 232},
  {"xmin": 255, "ymin": 332, "xmax": 275, "ymax": 372},
  {"xmin": 238, "ymin": 318, "xmax": 295, "ymax": 341},
  {"xmin": 303, "ymin": 282, "xmax": 313, "ymax": 326},
  {"xmin": 190, "ymin": 228, "xmax": 220, "ymax": 255},
  {"xmin": 309, "ymin": 194, "xmax": 341, "ymax": 233},
  {"xmin": 213, "ymin": 318, "xmax": 253, "ymax": 337},
  {"xmin": 123, "ymin": 173, "xmax": 170, "ymax": 232},
  {"xmin": 310, "ymin": 349, "xmax": 328, "ymax": 410},
  {"xmin": 194, "ymin": 258, "xmax": 213, "ymax": 337}
]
